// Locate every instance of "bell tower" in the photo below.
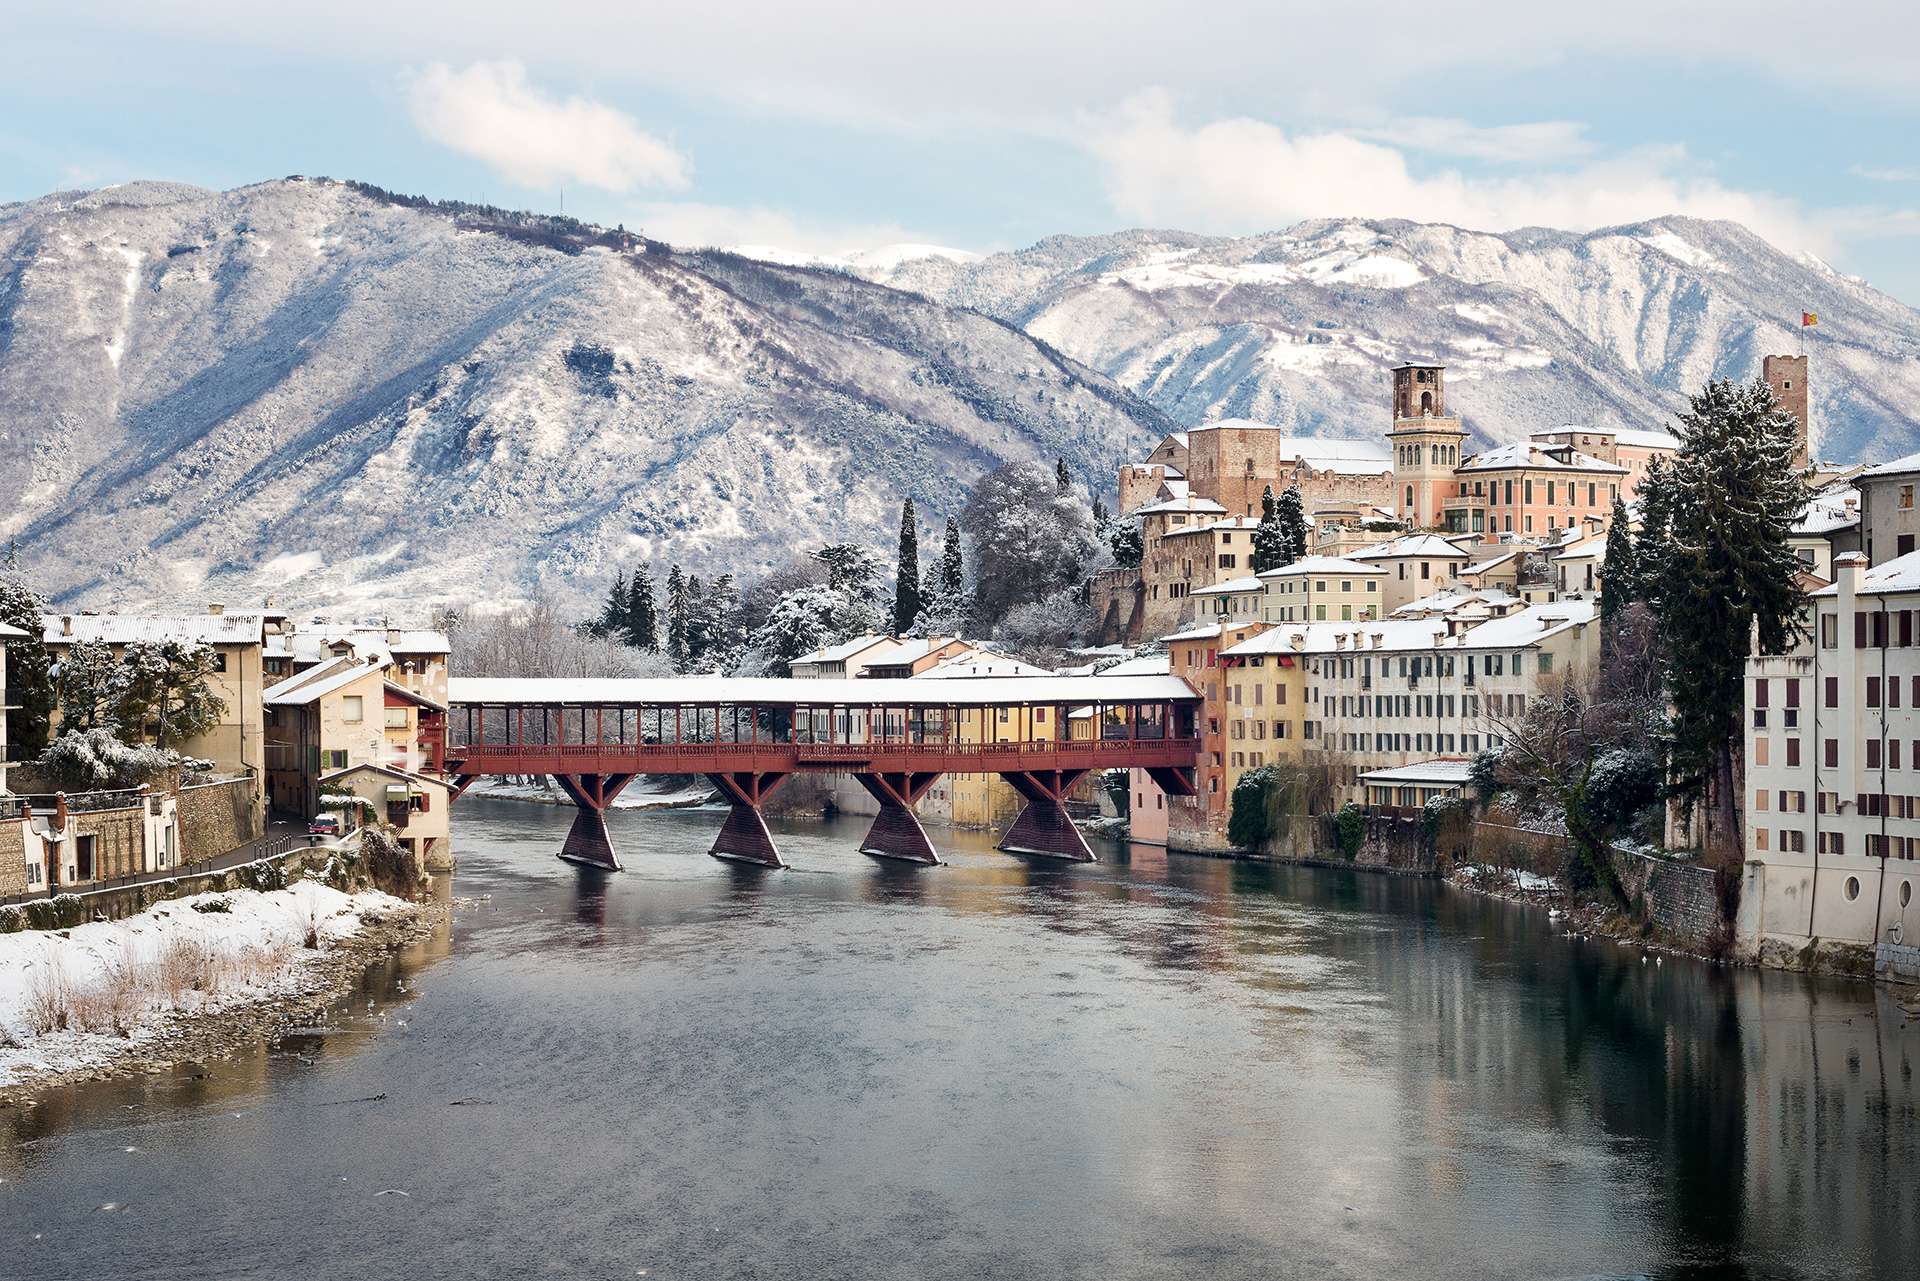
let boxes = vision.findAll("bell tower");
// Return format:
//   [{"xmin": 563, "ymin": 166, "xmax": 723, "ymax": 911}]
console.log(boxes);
[
  {"xmin": 1387, "ymin": 363, "xmax": 1468, "ymax": 530},
  {"xmin": 1762, "ymin": 354, "xmax": 1809, "ymax": 469}
]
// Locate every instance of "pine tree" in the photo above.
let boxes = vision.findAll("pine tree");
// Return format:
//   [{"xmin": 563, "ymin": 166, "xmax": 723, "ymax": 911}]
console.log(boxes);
[
  {"xmin": 55, "ymin": 637, "xmax": 121, "ymax": 732},
  {"xmin": 893, "ymin": 498, "xmax": 922, "ymax": 633},
  {"xmin": 682, "ymin": 574, "xmax": 710, "ymax": 669},
  {"xmin": 1599, "ymin": 497, "xmax": 1640, "ymax": 641},
  {"xmin": 708, "ymin": 573, "xmax": 742, "ymax": 666},
  {"xmin": 939, "ymin": 518, "xmax": 964, "ymax": 601},
  {"xmin": 0, "ymin": 548, "xmax": 53, "ymax": 755},
  {"xmin": 1055, "ymin": 457, "xmax": 1071, "ymax": 496},
  {"xmin": 1092, "ymin": 494, "xmax": 1109, "ymax": 527},
  {"xmin": 1276, "ymin": 484, "xmax": 1309, "ymax": 565},
  {"xmin": 625, "ymin": 566, "xmax": 659, "ymax": 650},
  {"xmin": 592, "ymin": 570, "xmax": 630, "ymax": 639},
  {"xmin": 1252, "ymin": 485, "xmax": 1286, "ymax": 572},
  {"xmin": 665, "ymin": 566, "xmax": 690, "ymax": 670},
  {"xmin": 1638, "ymin": 377, "xmax": 1811, "ymax": 868}
]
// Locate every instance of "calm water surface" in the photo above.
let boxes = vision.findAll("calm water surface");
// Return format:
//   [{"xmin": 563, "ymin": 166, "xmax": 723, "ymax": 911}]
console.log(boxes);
[{"xmin": 3, "ymin": 798, "xmax": 1917, "ymax": 1280}]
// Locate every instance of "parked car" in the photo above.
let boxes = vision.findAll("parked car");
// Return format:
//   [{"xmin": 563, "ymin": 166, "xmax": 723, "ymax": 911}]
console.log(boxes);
[{"xmin": 308, "ymin": 813, "xmax": 343, "ymax": 837}]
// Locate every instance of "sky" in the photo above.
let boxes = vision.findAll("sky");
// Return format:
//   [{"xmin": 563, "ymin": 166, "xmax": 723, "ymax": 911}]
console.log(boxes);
[{"xmin": 6, "ymin": 1, "xmax": 1920, "ymax": 304}]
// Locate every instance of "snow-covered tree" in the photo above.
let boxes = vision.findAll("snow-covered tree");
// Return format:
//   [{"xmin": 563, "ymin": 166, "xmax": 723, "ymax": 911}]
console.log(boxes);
[
  {"xmin": 589, "ymin": 570, "xmax": 629, "ymax": 640},
  {"xmin": 682, "ymin": 573, "xmax": 712, "ymax": 669},
  {"xmin": 893, "ymin": 497, "xmax": 922, "ymax": 634},
  {"xmin": 1599, "ymin": 497, "xmax": 1640, "ymax": 643},
  {"xmin": 995, "ymin": 586, "xmax": 1094, "ymax": 656},
  {"xmin": 112, "ymin": 640, "xmax": 227, "ymax": 750},
  {"xmin": 665, "ymin": 566, "xmax": 691, "ymax": 670},
  {"xmin": 55, "ymin": 637, "xmax": 121, "ymax": 732},
  {"xmin": 1636, "ymin": 376, "xmax": 1811, "ymax": 867},
  {"xmin": 815, "ymin": 543, "xmax": 885, "ymax": 599},
  {"xmin": 1276, "ymin": 484, "xmax": 1309, "ymax": 564},
  {"xmin": 39, "ymin": 726, "xmax": 205, "ymax": 792},
  {"xmin": 1107, "ymin": 518, "xmax": 1143, "ymax": 569},
  {"xmin": 0, "ymin": 549, "xmax": 53, "ymax": 755},
  {"xmin": 1055, "ymin": 457, "xmax": 1072, "ymax": 495},
  {"xmin": 937, "ymin": 517, "xmax": 964, "ymax": 600},
  {"xmin": 706, "ymin": 573, "xmax": 744, "ymax": 670},
  {"xmin": 625, "ymin": 566, "xmax": 659, "ymax": 651},
  {"xmin": 962, "ymin": 461, "xmax": 1103, "ymax": 630},
  {"xmin": 1252, "ymin": 486, "xmax": 1285, "ymax": 572}
]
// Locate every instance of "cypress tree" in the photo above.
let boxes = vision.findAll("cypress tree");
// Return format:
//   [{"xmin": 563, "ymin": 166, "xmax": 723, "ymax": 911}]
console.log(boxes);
[
  {"xmin": 939, "ymin": 517, "xmax": 964, "ymax": 601},
  {"xmin": 1055, "ymin": 457, "xmax": 1071, "ymax": 495},
  {"xmin": 1639, "ymin": 377, "xmax": 1811, "ymax": 867},
  {"xmin": 1276, "ymin": 484, "xmax": 1309, "ymax": 565},
  {"xmin": 893, "ymin": 497, "xmax": 922, "ymax": 633},
  {"xmin": 1599, "ymin": 497, "xmax": 1639, "ymax": 641},
  {"xmin": 682, "ymin": 574, "xmax": 709, "ymax": 669},
  {"xmin": 626, "ymin": 566, "xmax": 659, "ymax": 650},
  {"xmin": 1252, "ymin": 485, "xmax": 1285, "ymax": 573},
  {"xmin": 665, "ymin": 566, "xmax": 690, "ymax": 670}
]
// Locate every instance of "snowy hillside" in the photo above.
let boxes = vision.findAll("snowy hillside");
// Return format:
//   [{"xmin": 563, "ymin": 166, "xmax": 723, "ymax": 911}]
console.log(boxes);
[
  {"xmin": 864, "ymin": 218, "xmax": 1920, "ymax": 461},
  {"xmin": 0, "ymin": 179, "xmax": 1167, "ymax": 611}
]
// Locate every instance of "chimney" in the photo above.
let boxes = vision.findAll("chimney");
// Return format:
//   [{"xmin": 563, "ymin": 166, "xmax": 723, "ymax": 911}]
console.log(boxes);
[
  {"xmin": 207, "ymin": 602, "xmax": 225, "ymax": 616},
  {"xmin": 60, "ymin": 615, "xmax": 72, "ymax": 637},
  {"xmin": 1835, "ymin": 552, "xmax": 1866, "ymax": 606}
]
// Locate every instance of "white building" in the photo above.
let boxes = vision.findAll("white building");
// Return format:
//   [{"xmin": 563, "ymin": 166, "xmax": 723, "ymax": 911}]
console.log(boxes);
[{"xmin": 1738, "ymin": 552, "xmax": 1920, "ymax": 965}]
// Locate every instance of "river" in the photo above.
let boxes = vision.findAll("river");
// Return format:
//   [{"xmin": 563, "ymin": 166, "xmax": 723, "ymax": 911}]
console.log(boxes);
[{"xmin": 3, "ymin": 798, "xmax": 1916, "ymax": 1280}]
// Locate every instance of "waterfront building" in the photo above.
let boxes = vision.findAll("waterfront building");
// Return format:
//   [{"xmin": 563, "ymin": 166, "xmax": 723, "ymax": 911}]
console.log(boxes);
[
  {"xmin": 788, "ymin": 635, "xmax": 904, "ymax": 679},
  {"xmin": 1159, "ymin": 619, "xmax": 1268, "ymax": 847},
  {"xmin": 1738, "ymin": 552, "xmax": 1920, "ymax": 963},
  {"xmin": 1256, "ymin": 556, "xmax": 1383, "ymax": 623},
  {"xmin": 265, "ymin": 624, "xmax": 452, "ymax": 705}
]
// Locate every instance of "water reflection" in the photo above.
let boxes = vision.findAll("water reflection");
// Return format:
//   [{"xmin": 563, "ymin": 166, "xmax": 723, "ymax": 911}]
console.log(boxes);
[{"xmin": 0, "ymin": 799, "xmax": 1914, "ymax": 1281}]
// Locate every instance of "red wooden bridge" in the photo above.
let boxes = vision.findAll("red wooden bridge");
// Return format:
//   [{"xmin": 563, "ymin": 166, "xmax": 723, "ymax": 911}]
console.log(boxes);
[{"xmin": 445, "ymin": 675, "xmax": 1201, "ymax": 870}]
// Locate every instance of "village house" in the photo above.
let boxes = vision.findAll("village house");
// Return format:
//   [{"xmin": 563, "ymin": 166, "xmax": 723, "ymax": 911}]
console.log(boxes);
[
  {"xmin": 1346, "ymin": 534, "xmax": 1472, "ymax": 611},
  {"xmin": 1738, "ymin": 552, "xmax": 1920, "ymax": 964},
  {"xmin": 1256, "ymin": 555, "xmax": 1383, "ymax": 624},
  {"xmin": 1854, "ymin": 453, "xmax": 1920, "ymax": 565},
  {"xmin": 1443, "ymin": 441, "xmax": 1626, "ymax": 538},
  {"xmin": 0, "ymin": 620, "xmax": 24, "ymax": 796},
  {"xmin": 1189, "ymin": 575, "xmax": 1267, "ymax": 625}
]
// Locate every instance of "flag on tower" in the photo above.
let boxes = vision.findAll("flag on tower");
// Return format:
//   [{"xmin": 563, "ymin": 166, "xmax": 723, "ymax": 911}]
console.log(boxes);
[{"xmin": 1802, "ymin": 312, "xmax": 1819, "ymax": 327}]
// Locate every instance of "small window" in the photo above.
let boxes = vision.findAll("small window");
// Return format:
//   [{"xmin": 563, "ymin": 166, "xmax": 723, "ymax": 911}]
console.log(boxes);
[
  {"xmin": 1844, "ymin": 876, "xmax": 1861, "ymax": 902},
  {"xmin": 342, "ymin": 695, "xmax": 364, "ymax": 723},
  {"xmin": 385, "ymin": 707, "xmax": 410, "ymax": 729}
]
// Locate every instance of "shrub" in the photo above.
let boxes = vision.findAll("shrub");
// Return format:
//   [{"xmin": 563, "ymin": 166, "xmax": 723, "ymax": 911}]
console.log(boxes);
[
  {"xmin": 192, "ymin": 897, "xmax": 232, "ymax": 914},
  {"xmin": 232, "ymin": 861, "xmax": 288, "ymax": 893},
  {"xmin": 1336, "ymin": 804, "xmax": 1366, "ymax": 860}
]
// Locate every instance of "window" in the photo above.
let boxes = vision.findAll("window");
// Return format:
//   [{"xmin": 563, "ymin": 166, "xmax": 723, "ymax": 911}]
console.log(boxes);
[
  {"xmin": 385, "ymin": 707, "xmax": 410, "ymax": 729},
  {"xmin": 1786, "ymin": 739, "xmax": 1801, "ymax": 767},
  {"xmin": 1903, "ymin": 484, "xmax": 1915, "ymax": 510},
  {"xmin": 342, "ymin": 695, "xmax": 364, "ymax": 723},
  {"xmin": 1825, "ymin": 739, "xmax": 1839, "ymax": 768},
  {"xmin": 1825, "ymin": 677, "xmax": 1839, "ymax": 708},
  {"xmin": 212, "ymin": 652, "xmax": 228, "ymax": 673},
  {"xmin": 1537, "ymin": 653, "xmax": 1553, "ymax": 674}
]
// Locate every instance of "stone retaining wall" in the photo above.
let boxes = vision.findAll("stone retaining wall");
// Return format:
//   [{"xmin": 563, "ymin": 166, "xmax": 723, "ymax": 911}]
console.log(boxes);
[
  {"xmin": 0, "ymin": 843, "xmax": 341, "ymax": 929},
  {"xmin": 177, "ymin": 775, "xmax": 262, "ymax": 860},
  {"xmin": 1612, "ymin": 849, "xmax": 1726, "ymax": 947}
]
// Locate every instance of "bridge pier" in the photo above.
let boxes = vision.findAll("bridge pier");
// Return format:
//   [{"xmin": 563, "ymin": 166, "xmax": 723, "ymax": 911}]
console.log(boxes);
[
  {"xmin": 851, "ymin": 771, "xmax": 944, "ymax": 864},
  {"xmin": 998, "ymin": 768, "xmax": 1094, "ymax": 862},
  {"xmin": 706, "ymin": 772, "xmax": 789, "ymax": 867},
  {"xmin": 551, "ymin": 773, "xmax": 636, "ymax": 871}
]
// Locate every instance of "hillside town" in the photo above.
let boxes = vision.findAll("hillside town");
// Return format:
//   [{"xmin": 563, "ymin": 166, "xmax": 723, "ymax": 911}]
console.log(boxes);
[{"xmin": 3, "ymin": 348, "xmax": 1911, "ymax": 987}]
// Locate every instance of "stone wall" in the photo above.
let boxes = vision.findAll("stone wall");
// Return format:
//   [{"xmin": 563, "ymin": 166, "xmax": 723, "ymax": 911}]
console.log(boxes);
[
  {"xmin": 0, "ymin": 842, "xmax": 337, "ymax": 928},
  {"xmin": 1610, "ymin": 850, "xmax": 1726, "ymax": 947},
  {"xmin": 0, "ymin": 822, "xmax": 25, "ymax": 898},
  {"xmin": 177, "ymin": 775, "xmax": 263, "ymax": 861},
  {"xmin": 1353, "ymin": 813, "xmax": 1441, "ymax": 875},
  {"xmin": 75, "ymin": 807, "xmax": 148, "ymax": 880}
]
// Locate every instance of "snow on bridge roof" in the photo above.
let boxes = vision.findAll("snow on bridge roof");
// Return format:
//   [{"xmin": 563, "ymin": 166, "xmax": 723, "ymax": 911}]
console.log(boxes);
[{"xmin": 449, "ymin": 674, "xmax": 1201, "ymax": 706}]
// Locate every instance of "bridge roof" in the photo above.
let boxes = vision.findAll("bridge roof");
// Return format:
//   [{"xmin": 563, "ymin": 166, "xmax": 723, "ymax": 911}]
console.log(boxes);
[{"xmin": 449, "ymin": 674, "xmax": 1199, "ymax": 707}]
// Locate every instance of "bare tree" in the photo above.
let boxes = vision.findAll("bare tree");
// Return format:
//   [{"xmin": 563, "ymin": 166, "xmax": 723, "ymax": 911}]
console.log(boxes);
[{"xmin": 450, "ymin": 589, "xmax": 670, "ymax": 679}]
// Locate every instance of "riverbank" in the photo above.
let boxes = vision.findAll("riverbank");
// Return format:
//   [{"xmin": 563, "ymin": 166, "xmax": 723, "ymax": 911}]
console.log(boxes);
[
  {"xmin": 0, "ymin": 882, "xmax": 441, "ymax": 1101},
  {"xmin": 466, "ymin": 778, "xmax": 716, "ymax": 810}
]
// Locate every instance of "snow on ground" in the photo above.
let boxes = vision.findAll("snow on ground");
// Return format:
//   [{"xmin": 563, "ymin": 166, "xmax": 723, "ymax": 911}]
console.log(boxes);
[
  {"xmin": 1635, "ymin": 231, "xmax": 1722, "ymax": 273},
  {"xmin": 1461, "ymin": 864, "xmax": 1560, "ymax": 893},
  {"xmin": 0, "ymin": 881, "xmax": 406, "ymax": 1085},
  {"xmin": 466, "ymin": 777, "xmax": 718, "ymax": 809}
]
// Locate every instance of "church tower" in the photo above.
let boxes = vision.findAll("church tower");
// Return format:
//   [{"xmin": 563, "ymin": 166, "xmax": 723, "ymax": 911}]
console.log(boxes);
[
  {"xmin": 1762, "ymin": 354, "xmax": 1810, "ymax": 469},
  {"xmin": 1387, "ymin": 364, "xmax": 1468, "ymax": 530}
]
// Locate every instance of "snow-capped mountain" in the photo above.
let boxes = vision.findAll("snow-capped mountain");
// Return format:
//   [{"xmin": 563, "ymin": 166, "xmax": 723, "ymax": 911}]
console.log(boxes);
[
  {"xmin": 0, "ymin": 179, "xmax": 1165, "ymax": 611},
  {"xmin": 861, "ymin": 218, "xmax": 1920, "ymax": 463}
]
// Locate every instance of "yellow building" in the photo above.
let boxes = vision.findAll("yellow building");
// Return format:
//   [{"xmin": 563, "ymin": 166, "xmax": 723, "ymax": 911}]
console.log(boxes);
[{"xmin": 1258, "ymin": 555, "xmax": 1384, "ymax": 624}]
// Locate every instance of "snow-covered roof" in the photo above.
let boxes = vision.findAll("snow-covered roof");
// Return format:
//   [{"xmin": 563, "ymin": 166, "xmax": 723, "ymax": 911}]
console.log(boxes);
[
  {"xmin": 1861, "ymin": 451, "xmax": 1920, "ymax": 478},
  {"xmin": 1550, "ymin": 533, "xmax": 1609, "ymax": 564},
  {"xmin": 1160, "ymin": 516, "xmax": 1260, "ymax": 537},
  {"xmin": 1191, "ymin": 575, "xmax": 1265, "ymax": 597},
  {"xmin": 1222, "ymin": 619, "xmax": 1451, "ymax": 657},
  {"xmin": 264, "ymin": 654, "xmax": 387, "ymax": 706},
  {"xmin": 0, "ymin": 622, "xmax": 27, "ymax": 640},
  {"xmin": 320, "ymin": 762, "xmax": 446, "ymax": 789},
  {"xmin": 790, "ymin": 634, "xmax": 894, "ymax": 666},
  {"xmin": 1360, "ymin": 759, "xmax": 1475, "ymax": 785},
  {"xmin": 1350, "ymin": 534, "xmax": 1471, "ymax": 561},
  {"xmin": 1255, "ymin": 555, "xmax": 1383, "ymax": 579},
  {"xmin": 41, "ymin": 611, "xmax": 267, "ymax": 646},
  {"xmin": 1134, "ymin": 496, "xmax": 1229, "ymax": 517},
  {"xmin": 1813, "ymin": 552, "xmax": 1920, "ymax": 597},
  {"xmin": 1158, "ymin": 622, "xmax": 1224, "ymax": 642},
  {"xmin": 1389, "ymin": 587, "xmax": 1521, "ymax": 618},
  {"xmin": 1098, "ymin": 654, "xmax": 1172, "ymax": 677},
  {"xmin": 913, "ymin": 648, "xmax": 1053, "ymax": 679},
  {"xmin": 1456, "ymin": 443, "xmax": 1626, "ymax": 475},
  {"xmin": 1795, "ymin": 487, "xmax": 1861, "ymax": 536},
  {"xmin": 447, "ymin": 674, "xmax": 1200, "ymax": 706},
  {"xmin": 1455, "ymin": 600, "xmax": 1597, "ymax": 650},
  {"xmin": 1462, "ymin": 550, "xmax": 1520, "ymax": 573},
  {"xmin": 1612, "ymin": 428, "xmax": 1680, "ymax": 450},
  {"xmin": 859, "ymin": 636, "xmax": 960, "ymax": 667}
]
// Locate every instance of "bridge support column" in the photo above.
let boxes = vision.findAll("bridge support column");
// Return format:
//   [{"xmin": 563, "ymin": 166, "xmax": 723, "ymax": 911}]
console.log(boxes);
[
  {"xmin": 706, "ymin": 772, "xmax": 789, "ymax": 867},
  {"xmin": 851, "ymin": 772, "xmax": 944, "ymax": 864},
  {"xmin": 552, "ymin": 774, "xmax": 636, "ymax": 871},
  {"xmin": 998, "ymin": 769, "xmax": 1094, "ymax": 862}
]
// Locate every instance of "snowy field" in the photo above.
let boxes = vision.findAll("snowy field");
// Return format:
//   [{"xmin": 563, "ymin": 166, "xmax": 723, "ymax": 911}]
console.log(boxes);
[{"xmin": 0, "ymin": 881, "xmax": 406, "ymax": 1085}]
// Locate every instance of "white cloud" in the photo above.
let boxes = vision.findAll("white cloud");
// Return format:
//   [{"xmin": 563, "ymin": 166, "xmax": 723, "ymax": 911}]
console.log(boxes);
[
  {"xmin": 405, "ymin": 60, "xmax": 689, "ymax": 193},
  {"xmin": 1080, "ymin": 90, "xmax": 1830, "ymax": 253},
  {"xmin": 1353, "ymin": 117, "xmax": 1594, "ymax": 165}
]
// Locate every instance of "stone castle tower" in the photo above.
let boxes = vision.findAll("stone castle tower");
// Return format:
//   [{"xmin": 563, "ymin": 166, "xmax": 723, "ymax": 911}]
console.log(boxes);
[
  {"xmin": 1387, "ymin": 363, "xmax": 1467, "ymax": 530},
  {"xmin": 1762, "ymin": 354, "xmax": 1810, "ymax": 469}
]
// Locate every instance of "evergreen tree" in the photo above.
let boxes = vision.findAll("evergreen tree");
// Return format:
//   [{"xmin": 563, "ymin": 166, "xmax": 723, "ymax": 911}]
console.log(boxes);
[
  {"xmin": 938, "ymin": 518, "xmax": 964, "ymax": 601},
  {"xmin": 1092, "ymin": 495, "xmax": 1109, "ymax": 527},
  {"xmin": 113, "ymin": 639, "xmax": 227, "ymax": 750},
  {"xmin": 1252, "ymin": 485, "xmax": 1286, "ymax": 572},
  {"xmin": 1276, "ymin": 484, "xmax": 1309, "ymax": 564},
  {"xmin": 682, "ymin": 574, "xmax": 710, "ymax": 669},
  {"xmin": 591, "ymin": 570, "xmax": 630, "ymax": 639},
  {"xmin": 1108, "ymin": 520, "xmax": 1144, "ymax": 569},
  {"xmin": 893, "ymin": 497, "xmax": 922, "ymax": 634},
  {"xmin": 1638, "ymin": 377, "xmax": 1811, "ymax": 867},
  {"xmin": 1598, "ymin": 497, "xmax": 1640, "ymax": 642},
  {"xmin": 1055, "ymin": 457, "xmax": 1071, "ymax": 495},
  {"xmin": 708, "ymin": 573, "xmax": 742, "ymax": 666},
  {"xmin": 625, "ymin": 566, "xmax": 659, "ymax": 650},
  {"xmin": 665, "ymin": 566, "xmax": 690, "ymax": 670},
  {"xmin": 0, "ymin": 548, "xmax": 53, "ymax": 755},
  {"xmin": 55, "ymin": 637, "xmax": 122, "ymax": 732}
]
